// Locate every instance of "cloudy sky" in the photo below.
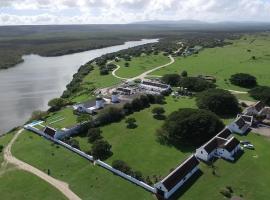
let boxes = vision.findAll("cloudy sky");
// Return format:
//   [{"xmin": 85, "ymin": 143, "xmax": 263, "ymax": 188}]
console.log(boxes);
[{"xmin": 0, "ymin": 0, "xmax": 270, "ymax": 25}]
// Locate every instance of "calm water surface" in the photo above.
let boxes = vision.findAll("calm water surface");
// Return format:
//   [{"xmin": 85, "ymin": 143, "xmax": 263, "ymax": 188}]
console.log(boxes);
[{"xmin": 0, "ymin": 39, "xmax": 158, "ymax": 134}]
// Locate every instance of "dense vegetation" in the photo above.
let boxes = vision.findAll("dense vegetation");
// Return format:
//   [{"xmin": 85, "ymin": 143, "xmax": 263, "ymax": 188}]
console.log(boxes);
[
  {"xmin": 230, "ymin": 73, "xmax": 257, "ymax": 88},
  {"xmin": 179, "ymin": 77, "xmax": 216, "ymax": 92},
  {"xmin": 249, "ymin": 86, "xmax": 270, "ymax": 105},
  {"xmin": 157, "ymin": 108, "xmax": 224, "ymax": 147},
  {"xmin": 196, "ymin": 89, "xmax": 240, "ymax": 116}
]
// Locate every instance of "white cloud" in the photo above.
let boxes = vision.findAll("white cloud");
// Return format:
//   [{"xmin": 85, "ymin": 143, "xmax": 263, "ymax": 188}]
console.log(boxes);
[{"xmin": 0, "ymin": 0, "xmax": 270, "ymax": 25}]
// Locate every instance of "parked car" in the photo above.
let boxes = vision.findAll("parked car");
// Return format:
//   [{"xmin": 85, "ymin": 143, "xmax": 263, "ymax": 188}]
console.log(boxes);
[
  {"xmin": 243, "ymin": 144, "xmax": 254, "ymax": 150},
  {"xmin": 240, "ymin": 140, "xmax": 251, "ymax": 145}
]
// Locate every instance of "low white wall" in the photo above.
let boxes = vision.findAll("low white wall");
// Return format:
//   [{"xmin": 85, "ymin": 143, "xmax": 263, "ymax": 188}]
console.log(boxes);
[{"xmin": 96, "ymin": 160, "xmax": 156, "ymax": 193}]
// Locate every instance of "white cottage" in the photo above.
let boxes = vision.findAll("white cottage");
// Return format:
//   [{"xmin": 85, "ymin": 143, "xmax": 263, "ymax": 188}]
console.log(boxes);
[
  {"xmin": 154, "ymin": 155, "xmax": 199, "ymax": 199},
  {"xmin": 196, "ymin": 128, "xmax": 241, "ymax": 162},
  {"xmin": 244, "ymin": 101, "xmax": 265, "ymax": 116},
  {"xmin": 228, "ymin": 116, "xmax": 250, "ymax": 135}
]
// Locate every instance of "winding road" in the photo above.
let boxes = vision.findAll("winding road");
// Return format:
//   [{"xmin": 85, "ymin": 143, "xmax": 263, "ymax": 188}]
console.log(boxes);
[
  {"xmin": 111, "ymin": 55, "xmax": 175, "ymax": 81},
  {"xmin": 3, "ymin": 129, "xmax": 81, "ymax": 200}
]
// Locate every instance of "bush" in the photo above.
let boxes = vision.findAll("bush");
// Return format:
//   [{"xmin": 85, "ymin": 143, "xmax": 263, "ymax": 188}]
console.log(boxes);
[
  {"xmin": 77, "ymin": 114, "xmax": 92, "ymax": 124},
  {"xmin": 123, "ymin": 102, "xmax": 133, "ymax": 115},
  {"xmin": 157, "ymin": 108, "xmax": 224, "ymax": 146},
  {"xmin": 196, "ymin": 89, "xmax": 240, "ymax": 116},
  {"xmin": 100, "ymin": 68, "xmax": 109, "ymax": 75},
  {"xmin": 125, "ymin": 117, "xmax": 137, "ymax": 129},
  {"xmin": 48, "ymin": 98, "xmax": 69, "ymax": 111},
  {"xmin": 30, "ymin": 110, "xmax": 47, "ymax": 121},
  {"xmin": 131, "ymin": 98, "xmax": 144, "ymax": 111},
  {"xmin": 230, "ymin": 73, "xmax": 257, "ymax": 88},
  {"xmin": 179, "ymin": 77, "xmax": 216, "ymax": 92},
  {"xmin": 96, "ymin": 107, "xmax": 124, "ymax": 125},
  {"xmin": 220, "ymin": 188, "xmax": 232, "ymax": 198},
  {"xmin": 249, "ymin": 86, "xmax": 270, "ymax": 105},
  {"xmin": 112, "ymin": 160, "xmax": 132, "ymax": 174},
  {"xmin": 181, "ymin": 70, "xmax": 188, "ymax": 77},
  {"xmin": 0, "ymin": 145, "xmax": 3, "ymax": 153},
  {"xmin": 161, "ymin": 74, "xmax": 181, "ymax": 86},
  {"xmin": 87, "ymin": 128, "xmax": 103, "ymax": 143},
  {"xmin": 152, "ymin": 107, "xmax": 166, "ymax": 120},
  {"xmin": 91, "ymin": 140, "xmax": 112, "ymax": 160}
]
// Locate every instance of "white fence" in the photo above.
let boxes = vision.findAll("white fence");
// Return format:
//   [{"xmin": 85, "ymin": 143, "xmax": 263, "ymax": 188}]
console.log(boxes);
[
  {"xmin": 24, "ymin": 125, "xmax": 156, "ymax": 194},
  {"xmin": 96, "ymin": 160, "xmax": 156, "ymax": 193}
]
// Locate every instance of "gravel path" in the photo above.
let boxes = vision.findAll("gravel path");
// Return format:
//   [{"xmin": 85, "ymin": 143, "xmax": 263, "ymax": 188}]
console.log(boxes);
[{"xmin": 3, "ymin": 129, "xmax": 81, "ymax": 200}]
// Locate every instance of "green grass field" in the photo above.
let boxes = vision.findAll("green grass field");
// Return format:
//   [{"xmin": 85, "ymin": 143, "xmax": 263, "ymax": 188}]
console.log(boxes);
[
  {"xmin": 114, "ymin": 54, "xmax": 170, "ymax": 78},
  {"xmin": 152, "ymin": 34, "xmax": 270, "ymax": 92}
]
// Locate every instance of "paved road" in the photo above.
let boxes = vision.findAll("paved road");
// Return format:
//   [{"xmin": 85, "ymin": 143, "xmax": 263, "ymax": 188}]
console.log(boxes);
[
  {"xmin": 111, "ymin": 55, "xmax": 175, "ymax": 81},
  {"xmin": 3, "ymin": 129, "xmax": 81, "ymax": 200}
]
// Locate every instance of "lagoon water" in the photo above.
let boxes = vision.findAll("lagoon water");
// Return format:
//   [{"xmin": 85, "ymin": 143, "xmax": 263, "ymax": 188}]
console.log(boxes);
[{"xmin": 0, "ymin": 39, "xmax": 158, "ymax": 134}]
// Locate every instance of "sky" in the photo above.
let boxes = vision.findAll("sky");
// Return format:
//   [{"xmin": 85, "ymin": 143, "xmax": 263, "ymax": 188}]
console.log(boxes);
[{"xmin": 0, "ymin": 0, "xmax": 270, "ymax": 25}]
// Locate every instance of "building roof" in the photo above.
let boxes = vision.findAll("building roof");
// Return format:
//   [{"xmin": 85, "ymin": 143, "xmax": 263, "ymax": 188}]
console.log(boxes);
[
  {"xmin": 204, "ymin": 137, "xmax": 227, "ymax": 153},
  {"xmin": 235, "ymin": 117, "xmax": 247, "ymax": 129},
  {"xmin": 216, "ymin": 128, "xmax": 232, "ymax": 139},
  {"xmin": 141, "ymin": 80, "xmax": 169, "ymax": 89},
  {"xmin": 43, "ymin": 126, "xmax": 56, "ymax": 137},
  {"xmin": 161, "ymin": 155, "xmax": 199, "ymax": 191},
  {"xmin": 117, "ymin": 87, "xmax": 132, "ymax": 94},
  {"xmin": 241, "ymin": 115, "xmax": 253, "ymax": 123},
  {"xmin": 254, "ymin": 101, "xmax": 265, "ymax": 112},
  {"xmin": 224, "ymin": 137, "xmax": 240, "ymax": 152}
]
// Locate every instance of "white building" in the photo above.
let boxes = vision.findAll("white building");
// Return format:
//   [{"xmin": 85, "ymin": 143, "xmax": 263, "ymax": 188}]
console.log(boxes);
[
  {"xmin": 111, "ymin": 91, "xmax": 120, "ymax": 103},
  {"xmin": 243, "ymin": 101, "xmax": 266, "ymax": 116},
  {"xmin": 73, "ymin": 96, "xmax": 105, "ymax": 114},
  {"xmin": 228, "ymin": 116, "xmax": 250, "ymax": 135},
  {"xmin": 196, "ymin": 128, "xmax": 241, "ymax": 162},
  {"xmin": 154, "ymin": 155, "xmax": 199, "ymax": 199},
  {"xmin": 139, "ymin": 79, "xmax": 171, "ymax": 93}
]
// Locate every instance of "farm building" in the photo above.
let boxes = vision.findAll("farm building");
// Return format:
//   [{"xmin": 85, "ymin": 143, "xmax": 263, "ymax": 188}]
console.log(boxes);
[
  {"xmin": 228, "ymin": 116, "xmax": 251, "ymax": 135},
  {"xmin": 195, "ymin": 128, "xmax": 241, "ymax": 162},
  {"xmin": 116, "ymin": 87, "xmax": 133, "ymax": 95},
  {"xmin": 73, "ymin": 96, "xmax": 106, "ymax": 114},
  {"xmin": 243, "ymin": 101, "xmax": 266, "ymax": 116},
  {"xmin": 139, "ymin": 79, "xmax": 171, "ymax": 93},
  {"xmin": 154, "ymin": 155, "xmax": 199, "ymax": 199}
]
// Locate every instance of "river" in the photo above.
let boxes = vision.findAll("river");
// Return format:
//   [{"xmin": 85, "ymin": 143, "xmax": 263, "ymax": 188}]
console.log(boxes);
[{"xmin": 0, "ymin": 39, "xmax": 158, "ymax": 134}]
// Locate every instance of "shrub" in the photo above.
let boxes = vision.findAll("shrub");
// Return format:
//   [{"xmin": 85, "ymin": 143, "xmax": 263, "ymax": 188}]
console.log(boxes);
[
  {"xmin": 152, "ymin": 107, "xmax": 166, "ymax": 120},
  {"xmin": 124, "ymin": 62, "xmax": 129, "ymax": 67},
  {"xmin": 131, "ymin": 98, "xmax": 144, "ymax": 111},
  {"xmin": 30, "ymin": 110, "xmax": 47, "ymax": 121},
  {"xmin": 230, "ymin": 73, "xmax": 257, "ymax": 88},
  {"xmin": 91, "ymin": 139, "xmax": 112, "ymax": 160},
  {"xmin": 161, "ymin": 74, "xmax": 181, "ymax": 86},
  {"xmin": 112, "ymin": 160, "xmax": 132, "ymax": 174},
  {"xmin": 157, "ymin": 108, "xmax": 224, "ymax": 146},
  {"xmin": 77, "ymin": 114, "xmax": 92, "ymax": 124},
  {"xmin": 0, "ymin": 145, "xmax": 3, "ymax": 153},
  {"xmin": 96, "ymin": 107, "xmax": 124, "ymax": 126},
  {"xmin": 220, "ymin": 188, "xmax": 232, "ymax": 198},
  {"xmin": 87, "ymin": 128, "xmax": 103, "ymax": 143},
  {"xmin": 196, "ymin": 89, "xmax": 240, "ymax": 116},
  {"xmin": 48, "ymin": 98, "xmax": 69, "ymax": 111},
  {"xmin": 179, "ymin": 77, "xmax": 216, "ymax": 92},
  {"xmin": 123, "ymin": 102, "xmax": 133, "ymax": 115},
  {"xmin": 181, "ymin": 70, "xmax": 188, "ymax": 77},
  {"xmin": 125, "ymin": 117, "xmax": 137, "ymax": 129},
  {"xmin": 100, "ymin": 68, "xmax": 109, "ymax": 75},
  {"xmin": 249, "ymin": 86, "xmax": 270, "ymax": 105}
]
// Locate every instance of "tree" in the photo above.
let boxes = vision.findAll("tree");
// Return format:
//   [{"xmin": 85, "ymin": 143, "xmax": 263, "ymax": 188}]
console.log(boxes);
[
  {"xmin": 230, "ymin": 73, "xmax": 257, "ymax": 88},
  {"xmin": 91, "ymin": 140, "xmax": 112, "ymax": 160},
  {"xmin": 181, "ymin": 70, "xmax": 188, "ymax": 77},
  {"xmin": 123, "ymin": 102, "xmax": 133, "ymax": 115},
  {"xmin": 100, "ymin": 68, "xmax": 109, "ymax": 75},
  {"xmin": 112, "ymin": 160, "xmax": 132, "ymax": 174},
  {"xmin": 152, "ymin": 107, "xmax": 166, "ymax": 120},
  {"xmin": 161, "ymin": 74, "xmax": 181, "ymax": 86},
  {"xmin": 249, "ymin": 86, "xmax": 270, "ymax": 105},
  {"xmin": 124, "ymin": 62, "xmax": 129, "ymax": 67},
  {"xmin": 139, "ymin": 95, "xmax": 150, "ymax": 107},
  {"xmin": 125, "ymin": 117, "xmax": 137, "ymax": 129},
  {"xmin": 77, "ymin": 114, "xmax": 92, "ymax": 124},
  {"xmin": 179, "ymin": 77, "xmax": 216, "ymax": 92},
  {"xmin": 87, "ymin": 128, "xmax": 103, "ymax": 143},
  {"xmin": 0, "ymin": 145, "xmax": 3, "ymax": 153},
  {"xmin": 157, "ymin": 108, "xmax": 224, "ymax": 147},
  {"xmin": 48, "ymin": 98, "xmax": 68, "ymax": 111},
  {"xmin": 96, "ymin": 107, "xmax": 124, "ymax": 125},
  {"xmin": 131, "ymin": 98, "xmax": 144, "ymax": 111},
  {"xmin": 30, "ymin": 110, "xmax": 47, "ymax": 121},
  {"xmin": 196, "ymin": 89, "xmax": 240, "ymax": 116},
  {"xmin": 69, "ymin": 139, "xmax": 80, "ymax": 149}
]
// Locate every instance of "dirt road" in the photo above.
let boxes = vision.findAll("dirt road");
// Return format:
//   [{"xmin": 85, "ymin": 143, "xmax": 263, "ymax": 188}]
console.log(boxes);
[{"xmin": 3, "ymin": 129, "xmax": 81, "ymax": 200}]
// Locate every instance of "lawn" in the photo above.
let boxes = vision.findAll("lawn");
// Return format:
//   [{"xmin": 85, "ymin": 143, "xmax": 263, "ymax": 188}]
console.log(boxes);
[
  {"xmin": 152, "ymin": 34, "xmax": 270, "ymax": 93},
  {"xmin": 180, "ymin": 133, "xmax": 270, "ymax": 200},
  {"xmin": 114, "ymin": 53, "xmax": 170, "ymax": 78},
  {"xmin": 0, "ymin": 170, "xmax": 68, "ymax": 200},
  {"xmin": 12, "ymin": 130, "xmax": 153, "ymax": 200},
  {"xmin": 102, "ymin": 97, "xmax": 197, "ymax": 178}
]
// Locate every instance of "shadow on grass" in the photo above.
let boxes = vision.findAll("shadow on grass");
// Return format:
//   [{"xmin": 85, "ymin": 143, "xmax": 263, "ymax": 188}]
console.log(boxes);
[{"xmin": 156, "ymin": 170, "xmax": 203, "ymax": 200}]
